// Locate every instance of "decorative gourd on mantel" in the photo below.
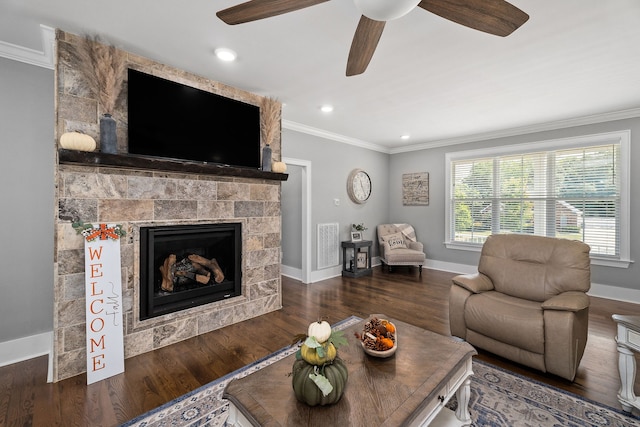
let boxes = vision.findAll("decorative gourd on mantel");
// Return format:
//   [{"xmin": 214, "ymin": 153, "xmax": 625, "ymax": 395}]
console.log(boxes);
[
  {"xmin": 59, "ymin": 132, "xmax": 97, "ymax": 152},
  {"xmin": 272, "ymin": 161, "xmax": 287, "ymax": 173}
]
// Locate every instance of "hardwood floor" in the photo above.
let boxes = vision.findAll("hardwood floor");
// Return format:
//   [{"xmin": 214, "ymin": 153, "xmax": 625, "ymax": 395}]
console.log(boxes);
[{"xmin": 1, "ymin": 267, "xmax": 639, "ymax": 426}]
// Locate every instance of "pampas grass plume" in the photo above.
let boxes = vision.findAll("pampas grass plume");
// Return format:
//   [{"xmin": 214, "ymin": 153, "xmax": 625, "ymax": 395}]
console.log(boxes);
[
  {"xmin": 71, "ymin": 34, "xmax": 126, "ymax": 114},
  {"xmin": 261, "ymin": 97, "xmax": 281, "ymax": 147}
]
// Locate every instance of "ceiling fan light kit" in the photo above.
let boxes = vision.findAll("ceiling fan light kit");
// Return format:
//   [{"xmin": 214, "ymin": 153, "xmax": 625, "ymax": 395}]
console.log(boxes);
[
  {"xmin": 353, "ymin": 0, "xmax": 421, "ymax": 21},
  {"xmin": 217, "ymin": 0, "xmax": 529, "ymax": 76}
]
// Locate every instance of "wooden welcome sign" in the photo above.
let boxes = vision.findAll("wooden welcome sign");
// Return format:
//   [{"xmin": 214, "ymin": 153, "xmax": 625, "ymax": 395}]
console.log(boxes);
[{"xmin": 80, "ymin": 223, "xmax": 126, "ymax": 384}]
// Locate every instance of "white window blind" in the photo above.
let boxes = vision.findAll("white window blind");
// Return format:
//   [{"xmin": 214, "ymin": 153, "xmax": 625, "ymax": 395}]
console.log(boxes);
[{"xmin": 446, "ymin": 131, "xmax": 630, "ymax": 267}]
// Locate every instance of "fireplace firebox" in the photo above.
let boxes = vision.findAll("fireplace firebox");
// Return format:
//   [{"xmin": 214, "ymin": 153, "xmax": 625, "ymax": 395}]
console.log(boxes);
[{"xmin": 139, "ymin": 223, "xmax": 242, "ymax": 320}]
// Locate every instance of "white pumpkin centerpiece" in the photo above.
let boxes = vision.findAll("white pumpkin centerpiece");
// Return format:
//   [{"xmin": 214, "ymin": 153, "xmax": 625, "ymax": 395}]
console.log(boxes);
[{"xmin": 308, "ymin": 320, "xmax": 332, "ymax": 343}]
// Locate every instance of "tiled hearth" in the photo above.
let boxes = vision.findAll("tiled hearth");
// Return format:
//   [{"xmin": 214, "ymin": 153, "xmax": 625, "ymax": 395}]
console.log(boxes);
[{"xmin": 52, "ymin": 31, "xmax": 283, "ymax": 381}]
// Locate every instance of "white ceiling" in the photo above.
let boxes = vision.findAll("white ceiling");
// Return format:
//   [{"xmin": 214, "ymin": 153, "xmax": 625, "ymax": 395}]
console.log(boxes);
[{"xmin": 2, "ymin": 0, "xmax": 640, "ymax": 153}]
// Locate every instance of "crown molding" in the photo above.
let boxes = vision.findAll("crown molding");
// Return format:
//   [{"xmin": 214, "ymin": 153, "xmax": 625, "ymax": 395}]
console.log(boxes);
[
  {"xmin": 285, "ymin": 108, "xmax": 640, "ymax": 155},
  {"xmin": 389, "ymin": 108, "xmax": 640, "ymax": 154},
  {"xmin": 282, "ymin": 120, "xmax": 391, "ymax": 154},
  {"xmin": 0, "ymin": 25, "xmax": 55, "ymax": 70}
]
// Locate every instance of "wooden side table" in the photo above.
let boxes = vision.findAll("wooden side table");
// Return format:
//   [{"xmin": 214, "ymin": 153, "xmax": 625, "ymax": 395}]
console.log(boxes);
[
  {"xmin": 341, "ymin": 240, "xmax": 372, "ymax": 278},
  {"xmin": 612, "ymin": 314, "xmax": 640, "ymax": 413}
]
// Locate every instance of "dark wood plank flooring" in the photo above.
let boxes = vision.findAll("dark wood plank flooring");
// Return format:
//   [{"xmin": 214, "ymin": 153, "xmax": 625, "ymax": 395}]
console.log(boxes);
[{"xmin": 1, "ymin": 267, "xmax": 638, "ymax": 426}]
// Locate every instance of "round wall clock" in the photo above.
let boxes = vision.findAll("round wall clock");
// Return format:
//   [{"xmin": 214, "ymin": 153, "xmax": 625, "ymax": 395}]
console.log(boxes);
[{"xmin": 347, "ymin": 168, "xmax": 372, "ymax": 204}]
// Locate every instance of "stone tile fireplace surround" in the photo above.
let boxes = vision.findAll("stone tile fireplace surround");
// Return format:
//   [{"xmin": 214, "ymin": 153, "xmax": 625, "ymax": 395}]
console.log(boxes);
[{"xmin": 53, "ymin": 31, "xmax": 284, "ymax": 382}]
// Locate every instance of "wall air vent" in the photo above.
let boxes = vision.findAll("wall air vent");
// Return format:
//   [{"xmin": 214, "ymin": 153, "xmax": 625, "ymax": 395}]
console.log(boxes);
[{"xmin": 317, "ymin": 223, "xmax": 339, "ymax": 269}]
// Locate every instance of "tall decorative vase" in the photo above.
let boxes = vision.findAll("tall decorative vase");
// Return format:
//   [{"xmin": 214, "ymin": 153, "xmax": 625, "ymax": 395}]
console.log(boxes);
[
  {"xmin": 262, "ymin": 144, "xmax": 272, "ymax": 171},
  {"xmin": 100, "ymin": 113, "xmax": 117, "ymax": 154}
]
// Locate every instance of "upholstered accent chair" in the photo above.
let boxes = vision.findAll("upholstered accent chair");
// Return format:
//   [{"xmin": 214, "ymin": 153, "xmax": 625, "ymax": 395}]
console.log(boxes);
[
  {"xmin": 377, "ymin": 224, "xmax": 426, "ymax": 274},
  {"xmin": 449, "ymin": 234, "xmax": 591, "ymax": 381}
]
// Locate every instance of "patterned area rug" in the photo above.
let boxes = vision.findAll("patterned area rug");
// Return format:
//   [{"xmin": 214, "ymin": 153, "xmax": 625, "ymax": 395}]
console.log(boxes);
[
  {"xmin": 121, "ymin": 316, "xmax": 640, "ymax": 426},
  {"xmin": 447, "ymin": 362, "xmax": 640, "ymax": 426}
]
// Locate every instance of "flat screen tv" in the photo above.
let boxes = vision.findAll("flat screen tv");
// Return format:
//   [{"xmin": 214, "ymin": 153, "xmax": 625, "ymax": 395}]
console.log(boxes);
[{"xmin": 127, "ymin": 68, "xmax": 261, "ymax": 169}]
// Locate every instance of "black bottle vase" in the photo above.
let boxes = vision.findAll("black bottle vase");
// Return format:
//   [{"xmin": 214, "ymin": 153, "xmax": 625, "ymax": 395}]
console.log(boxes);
[
  {"xmin": 262, "ymin": 144, "xmax": 272, "ymax": 171},
  {"xmin": 100, "ymin": 113, "xmax": 117, "ymax": 154}
]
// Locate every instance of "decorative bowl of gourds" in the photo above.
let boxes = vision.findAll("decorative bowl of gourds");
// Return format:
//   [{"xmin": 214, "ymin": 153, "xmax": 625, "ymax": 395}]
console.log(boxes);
[{"xmin": 358, "ymin": 317, "xmax": 397, "ymax": 358}]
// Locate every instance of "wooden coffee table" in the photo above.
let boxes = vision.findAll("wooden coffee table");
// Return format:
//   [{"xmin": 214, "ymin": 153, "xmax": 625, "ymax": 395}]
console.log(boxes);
[
  {"xmin": 613, "ymin": 314, "xmax": 640, "ymax": 413},
  {"xmin": 223, "ymin": 315, "xmax": 477, "ymax": 426}
]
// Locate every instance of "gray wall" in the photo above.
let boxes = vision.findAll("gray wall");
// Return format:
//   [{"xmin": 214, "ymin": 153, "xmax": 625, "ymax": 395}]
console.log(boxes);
[
  {"xmin": 282, "ymin": 128, "xmax": 390, "ymax": 270},
  {"xmin": 389, "ymin": 117, "xmax": 640, "ymax": 292},
  {"xmin": 0, "ymin": 57, "xmax": 54, "ymax": 342}
]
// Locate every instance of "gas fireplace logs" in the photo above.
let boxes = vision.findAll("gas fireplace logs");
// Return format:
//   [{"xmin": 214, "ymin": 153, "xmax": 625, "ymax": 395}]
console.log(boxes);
[
  {"xmin": 158, "ymin": 254, "xmax": 225, "ymax": 292},
  {"xmin": 159, "ymin": 254, "xmax": 177, "ymax": 292},
  {"xmin": 187, "ymin": 254, "xmax": 225, "ymax": 283}
]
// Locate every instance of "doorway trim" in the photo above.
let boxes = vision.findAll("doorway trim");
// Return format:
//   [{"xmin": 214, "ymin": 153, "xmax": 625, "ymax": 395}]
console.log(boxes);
[{"xmin": 282, "ymin": 157, "xmax": 312, "ymax": 284}]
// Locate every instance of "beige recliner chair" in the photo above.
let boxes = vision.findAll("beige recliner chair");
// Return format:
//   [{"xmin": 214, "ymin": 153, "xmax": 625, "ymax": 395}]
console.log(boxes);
[
  {"xmin": 449, "ymin": 234, "xmax": 591, "ymax": 381},
  {"xmin": 377, "ymin": 224, "xmax": 426, "ymax": 274}
]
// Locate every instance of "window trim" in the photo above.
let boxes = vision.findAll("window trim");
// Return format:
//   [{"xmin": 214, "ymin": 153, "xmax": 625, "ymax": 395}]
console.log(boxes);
[{"xmin": 444, "ymin": 130, "xmax": 632, "ymax": 268}]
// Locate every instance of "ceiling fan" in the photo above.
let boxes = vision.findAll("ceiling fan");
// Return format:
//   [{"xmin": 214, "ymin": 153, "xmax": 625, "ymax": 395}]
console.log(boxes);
[{"xmin": 217, "ymin": 0, "xmax": 529, "ymax": 76}]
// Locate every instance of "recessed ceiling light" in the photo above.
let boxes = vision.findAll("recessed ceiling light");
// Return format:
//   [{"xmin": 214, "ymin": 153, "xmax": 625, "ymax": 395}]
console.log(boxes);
[
  {"xmin": 215, "ymin": 48, "xmax": 237, "ymax": 62},
  {"xmin": 401, "ymin": 134, "xmax": 411, "ymax": 140},
  {"xmin": 320, "ymin": 105, "xmax": 334, "ymax": 113}
]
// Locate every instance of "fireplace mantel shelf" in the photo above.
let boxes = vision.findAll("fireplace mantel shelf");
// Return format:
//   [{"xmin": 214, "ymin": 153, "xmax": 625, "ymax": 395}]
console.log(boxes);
[{"xmin": 58, "ymin": 149, "xmax": 289, "ymax": 181}]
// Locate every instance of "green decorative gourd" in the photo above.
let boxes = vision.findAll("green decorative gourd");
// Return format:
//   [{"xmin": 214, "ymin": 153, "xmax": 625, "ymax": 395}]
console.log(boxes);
[{"xmin": 292, "ymin": 358, "xmax": 348, "ymax": 406}]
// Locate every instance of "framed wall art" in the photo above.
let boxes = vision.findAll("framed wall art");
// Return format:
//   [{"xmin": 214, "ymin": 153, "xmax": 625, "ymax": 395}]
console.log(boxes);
[
  {"xmin": 356, "ymin": 251, "xmax": 367, "ymax": 268},
  {"xmin": 402, "ymin": 172, "xmax": 429, "ymax": 206}
]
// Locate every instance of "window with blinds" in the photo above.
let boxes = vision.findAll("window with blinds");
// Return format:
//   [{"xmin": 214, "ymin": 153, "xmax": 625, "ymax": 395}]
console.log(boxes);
[{"xmin": 445, "ymin": 130, "xmax": 630, "ymax": 266}]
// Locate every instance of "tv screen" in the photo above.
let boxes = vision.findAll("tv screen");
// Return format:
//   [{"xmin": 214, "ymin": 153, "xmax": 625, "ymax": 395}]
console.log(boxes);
[{"xmin": 127, "ymin": 68, "xmax": 261, "ymax": 168}]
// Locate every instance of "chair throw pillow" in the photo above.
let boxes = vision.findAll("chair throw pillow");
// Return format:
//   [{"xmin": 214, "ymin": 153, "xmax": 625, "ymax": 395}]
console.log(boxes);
[{"xmin": 384, "ymin": 232, "xmax": 407, "ymax": 250}]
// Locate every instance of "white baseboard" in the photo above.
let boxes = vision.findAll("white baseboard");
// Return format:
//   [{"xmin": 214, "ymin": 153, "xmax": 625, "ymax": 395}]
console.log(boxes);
[
  {"xmin": 425, "ymin": 259, "xmax": 477, "ymax": 275},
  {"xmin": 310, "ymin": 265, "xmax": 343, "ymax": 283},
  {"xmin": 282, "ymin": 263, "xmax": 340, "ymax": 284},
  {"xmin": 589, "ymin": 282, "xmax": 640, "ymax": 304},
  {"xmin": 0, "ymin": 331, "xmax": 53, "ymax": 381},
  {"xmin": 305, "ymin": 257, "xmax": 382, "ymax": 283},
  {"xmin": 281, "ymin": 265, "xmax": 303, "ymax": 281},
  {"xmin": 425, "ymin": 259, "xmax": 640, "ymax": 304}
]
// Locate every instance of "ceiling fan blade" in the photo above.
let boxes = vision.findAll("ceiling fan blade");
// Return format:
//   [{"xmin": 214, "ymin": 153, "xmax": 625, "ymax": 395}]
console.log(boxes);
[
  {"xmin": 217, "ymin": 0, "xmax": 329, "ymax": 25},
  {"xmin": 419, "ymin": 0, "xmax": 529, "ymax": 36},
  {"xmin": 346, "ymin": 16, "xmax": 386, "ymax": 76}
]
